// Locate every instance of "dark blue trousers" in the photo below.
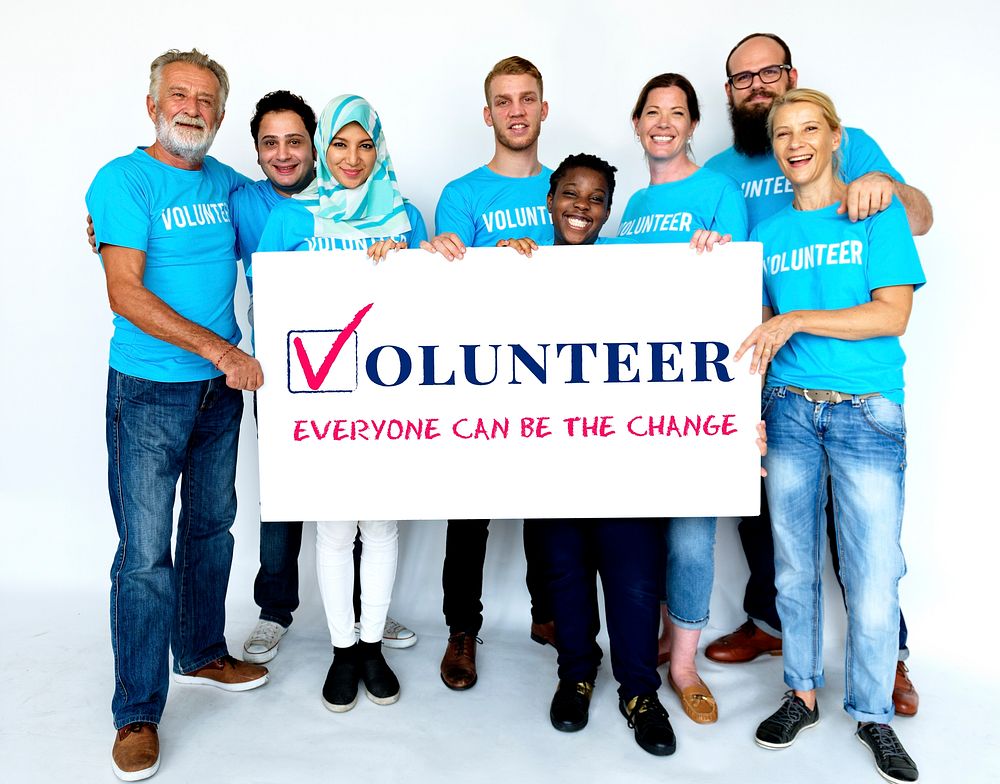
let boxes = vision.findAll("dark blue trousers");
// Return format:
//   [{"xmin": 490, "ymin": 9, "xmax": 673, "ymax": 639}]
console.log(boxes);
[{"xmin": 539, "ymin": 518, "xmax": 662, "ymax": 699}]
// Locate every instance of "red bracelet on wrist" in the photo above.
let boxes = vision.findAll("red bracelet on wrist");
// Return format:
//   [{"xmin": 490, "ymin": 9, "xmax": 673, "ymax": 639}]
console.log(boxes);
[{"xmin": 214, "ymin": 344, "xmax": 238, "ymax": 369}]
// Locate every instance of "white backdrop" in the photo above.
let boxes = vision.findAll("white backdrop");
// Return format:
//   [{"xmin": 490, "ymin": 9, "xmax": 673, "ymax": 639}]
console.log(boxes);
[{"xmin": 2, "ymin": 0, "xmax": 998, "ymax": 780}]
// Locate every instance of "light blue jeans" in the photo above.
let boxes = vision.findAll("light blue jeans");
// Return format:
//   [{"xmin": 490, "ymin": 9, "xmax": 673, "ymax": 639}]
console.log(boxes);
[
  {"xmin": 762, "ymin": 387, "xmax": 906, "ymax": 723},
  {"xmin": 663, "ymin": 517, "xmax": 717, "ymax": 630}
]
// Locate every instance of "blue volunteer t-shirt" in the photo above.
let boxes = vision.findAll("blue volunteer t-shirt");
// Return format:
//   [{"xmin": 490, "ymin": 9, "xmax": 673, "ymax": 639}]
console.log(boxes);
[
  {"xmin": 253, "ymin": 200, "xmax": 427, "ymax": 261},
  {"xmin": 230, "ymin": 178, "xmax": 285, "ymax": 294},
  {"xmin": 755, "ymin": 199, "xmax": 925, "ymax": 403},
  {"xmin": 86, "ymin": 148, "xmax": 249, "ymax": 382},
  {"xmin": 616, "ymin": 167, "xmax": 749, "ymax": 243},
  {"xmin": 435, "ymin": 165, "xmax": 554, "ymax": 247},
  {"xmin": 705, "ymin": 127, "xmax": 904, "ymax": 230}
]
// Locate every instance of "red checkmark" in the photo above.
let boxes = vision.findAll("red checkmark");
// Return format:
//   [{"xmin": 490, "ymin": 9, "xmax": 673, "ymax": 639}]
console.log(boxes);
[{"xmin": 292, "ymin": 302, "xmax": 374, "ymax": 391}]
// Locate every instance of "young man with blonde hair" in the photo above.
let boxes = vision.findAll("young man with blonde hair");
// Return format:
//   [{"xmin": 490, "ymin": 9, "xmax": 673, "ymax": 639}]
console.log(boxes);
[{"xmin": 424, "ymin": 55, "xmax": 556, "ymax": 691}]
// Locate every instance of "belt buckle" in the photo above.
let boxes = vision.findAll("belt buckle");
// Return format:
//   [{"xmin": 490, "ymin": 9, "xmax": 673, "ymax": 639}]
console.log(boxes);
[{"xmin": 803, "ymin": 388, "xmax": 844, "ymax": 404}]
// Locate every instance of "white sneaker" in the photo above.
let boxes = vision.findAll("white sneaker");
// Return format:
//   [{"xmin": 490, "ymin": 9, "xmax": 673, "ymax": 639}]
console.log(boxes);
[
  {"xmin": 243, "ymin": 620, "xmax": 287, "ymax": 663},
  {"xmin": 354, "ymin": 616, "xmax": 418, "ymax": 649}
]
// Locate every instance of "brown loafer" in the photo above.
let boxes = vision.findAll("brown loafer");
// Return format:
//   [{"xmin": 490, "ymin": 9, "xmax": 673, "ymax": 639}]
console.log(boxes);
[
  {"xmin": 530, "ymin": 621, "xmax": 557, "ymax": 648},
  {"xmin": 705, "ymin": 620, "xmax": 782, "ymax": 663},
  {"xmin": 668, "ymin": 672, "xmax": 718, "ymax": 724},
  {"xmin": 440, "ymin": 632, "xmax": 479, "ymax": 690},
  {"xmin": 892, "ymin": 661, "xmax": 919, "ymax": 717},
  {"xmin": 112, "ymin": 722, "xmax": 159, "ymax": 781}
]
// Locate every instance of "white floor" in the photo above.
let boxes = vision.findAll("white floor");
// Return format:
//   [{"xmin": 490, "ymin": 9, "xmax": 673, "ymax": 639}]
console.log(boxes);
[{"xmin": 3, "ymin": 520, "xmax": 997, "ymax": 784}]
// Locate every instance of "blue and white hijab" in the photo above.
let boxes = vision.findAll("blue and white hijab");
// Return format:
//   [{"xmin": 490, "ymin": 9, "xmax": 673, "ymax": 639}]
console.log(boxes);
[{"xmin": 295, "ymin": 94, "xmax": 411, "ymax": 239}]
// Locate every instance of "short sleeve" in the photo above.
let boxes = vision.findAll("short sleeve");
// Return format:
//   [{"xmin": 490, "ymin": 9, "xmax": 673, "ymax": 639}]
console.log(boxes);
[
  {"xmin": 866, "ymin": 200, "xmax": 925, "ymax": 292},
  {"xmin": 404, "ymin": 202, "xmax": 429, "ymax": 246},
  {"xmin": 842, "ymin": 128, "xmax": 905, "ymax": 185},
  {"xmin": 710, "ymin": 179, "xmax": 750, "ymax": 242},
  {"xmin": 751, "ymin": 226, "xmax": 772, "ymax": 308},
  {"xmin": 434, "ymin": 184, "xmax": 474, "ymax": 246},
  {"xmin": 85, "ymin": 164, "xmax": 151, "ymax": 254},
  {"xmin": 252, "ymin": 205, "xmax": 292, "ymax": 275}
]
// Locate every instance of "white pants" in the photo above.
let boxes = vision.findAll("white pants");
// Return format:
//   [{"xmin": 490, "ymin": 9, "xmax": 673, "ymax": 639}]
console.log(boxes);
[{"xmin": 316, "ymin": 520, "xmax": 398, "ymax": 648}]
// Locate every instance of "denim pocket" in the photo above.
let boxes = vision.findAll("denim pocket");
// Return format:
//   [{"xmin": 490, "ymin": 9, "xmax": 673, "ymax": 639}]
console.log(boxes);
[
  {"xmin": 760, "ymin": 386, "xmax": 780, "ymax": 419},
  {"xmin": 861, "ymin": 396, "xmax": 906, "ymax": 442}
]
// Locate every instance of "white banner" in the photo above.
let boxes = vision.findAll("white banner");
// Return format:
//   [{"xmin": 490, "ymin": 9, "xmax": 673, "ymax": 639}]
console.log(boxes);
[{"xmin": 252, "ymin": 243, "xmax": 763, "ymax": 521}]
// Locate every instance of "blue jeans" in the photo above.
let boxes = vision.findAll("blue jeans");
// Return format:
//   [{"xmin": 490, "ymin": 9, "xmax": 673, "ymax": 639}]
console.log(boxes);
[
  {"xmin": 663, "ymin": 517, "xmax": 717, "ymax": 629},
  {"xmin": 763, "ymin": 387, "xmax": 906, "ymax": 723},
  {"xmin": 106, "ymin": 369, "xmax": 243, "ymax": 728},
  {"xmin": 254, "ymin": 522, "xmax": 303, "ymax": 627}
]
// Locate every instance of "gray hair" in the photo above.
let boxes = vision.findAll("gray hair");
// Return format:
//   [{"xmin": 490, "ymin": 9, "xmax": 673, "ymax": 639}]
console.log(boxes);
[{"xmin": 149, "ymin": 49, "xmax": 229, "ymax": 116}]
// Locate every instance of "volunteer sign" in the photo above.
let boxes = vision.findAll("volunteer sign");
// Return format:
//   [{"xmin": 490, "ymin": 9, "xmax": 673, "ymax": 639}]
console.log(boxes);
[{"xmin": 252, "ymin": 244, "xmax": 763, "ymax": 521}]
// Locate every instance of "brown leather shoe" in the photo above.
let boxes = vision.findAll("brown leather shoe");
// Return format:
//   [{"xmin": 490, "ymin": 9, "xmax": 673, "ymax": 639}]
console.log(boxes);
[
  {"xmin": 530, "ymin": 621, "xmax": 556, "ymax": 648},
  {"xmin": 173, "ymin": 654, "xmax": 268, "ymax": 691},
  {"xmin": 705, "ymin": 620, "xmax": 782, "ymax": 663},
  {"xmin": 668, "ymin": 672, "xmax": 718, "ymax": 724},
  {"xmin": 440, "ymin": 632, "xmax": 478, "ymax": 690},
  {"xmin": 112, "ymin": 722, "xmax": 159, "ymax": 781},
  {"xmin": 892, "ymin": 661, "xmax": 919, "ymax": 716}
]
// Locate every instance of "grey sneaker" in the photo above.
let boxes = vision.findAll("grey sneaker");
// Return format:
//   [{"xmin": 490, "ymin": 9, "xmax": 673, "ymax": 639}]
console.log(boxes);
[
  {"xmin": 856, "ymin": 722, "xmax": 919, "ymax": 783},
  {"xmin": 354, "ymin": 616, "xmax": 417, "ymax": 649},
  {"xmin": 243, "ymin": 620, "xmax": 287, "ymax": 664},
  {"xmin": 755, "ymin": 691, "xmax": 820, "ymax": 749}
]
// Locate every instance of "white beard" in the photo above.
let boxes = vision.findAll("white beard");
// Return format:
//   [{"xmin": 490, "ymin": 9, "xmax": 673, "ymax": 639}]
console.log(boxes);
[{"xmin": 155, "ymin": 110, "xmax": 218, "ymax": 163}]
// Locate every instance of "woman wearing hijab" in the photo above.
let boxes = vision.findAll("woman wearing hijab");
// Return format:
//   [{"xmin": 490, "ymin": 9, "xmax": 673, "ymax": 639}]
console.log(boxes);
[{"xmin": 256, "ymin": 95, "xmax": 427, "ymax": 713}]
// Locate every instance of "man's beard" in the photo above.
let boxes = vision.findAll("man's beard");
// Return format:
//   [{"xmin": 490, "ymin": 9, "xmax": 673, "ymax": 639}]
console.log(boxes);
[
  {"xmin": 495, "ymin": 123, "xmax": 540, "ymax": 153},
  {"xmin": 729, "ymin": 99, "xmax": 773, "ymax": 157},
  {"xmin": 155, "ymin": 110, "xmax": 218, "ymax": 163}
]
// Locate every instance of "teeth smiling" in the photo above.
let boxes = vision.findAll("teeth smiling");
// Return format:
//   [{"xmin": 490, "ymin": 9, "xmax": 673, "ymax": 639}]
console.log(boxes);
[
  {"xmin": 652, "ymin": 135, "xmax": 675, "ymax": 142},
  {"xmin": 566, "ymin": 217, "xmax": 590, "ymax": 229}
]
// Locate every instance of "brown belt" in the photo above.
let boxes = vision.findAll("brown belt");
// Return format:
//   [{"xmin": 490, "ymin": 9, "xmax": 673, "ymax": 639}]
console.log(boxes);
[{"xmin": 784, "ymin": 386, "xmax": 881, "ymax": 404}]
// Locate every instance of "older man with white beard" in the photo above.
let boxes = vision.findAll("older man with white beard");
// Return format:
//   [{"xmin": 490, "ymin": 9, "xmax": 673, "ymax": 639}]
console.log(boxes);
[{"xmin": 86, "ymin": 49, "xmax": 266, "ymax": 782}]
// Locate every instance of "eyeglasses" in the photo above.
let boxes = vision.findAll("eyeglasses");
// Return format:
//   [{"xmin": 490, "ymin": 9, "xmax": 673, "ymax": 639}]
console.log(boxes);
[{"xmin": 727, "ymin": 64, "xmax": 792, "ymax": 90}]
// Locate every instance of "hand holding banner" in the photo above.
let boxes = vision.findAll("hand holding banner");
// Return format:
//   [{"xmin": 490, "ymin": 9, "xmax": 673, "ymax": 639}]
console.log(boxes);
[{"xmin": 252, "ymin": 243, "xmax": 763, "ymax": 521}]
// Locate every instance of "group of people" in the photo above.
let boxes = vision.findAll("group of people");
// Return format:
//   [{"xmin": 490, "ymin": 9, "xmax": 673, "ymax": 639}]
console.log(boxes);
[{"xmin": 86, "ymin": 32, "xmax": 932, "ymax": 784}]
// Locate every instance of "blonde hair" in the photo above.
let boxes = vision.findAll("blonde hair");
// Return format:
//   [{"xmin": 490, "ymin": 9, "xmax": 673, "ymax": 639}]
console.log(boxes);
[
  {"xmin": 149, "ymin": 49, "xmax": 229, "ymax": 117},
  {"xmin": 483, "ymin": 56, "xmax": 543, "ymax": 103},
  {"xmin": 767, "ymin": 88, "xmax": 844, "ymax": 172}
]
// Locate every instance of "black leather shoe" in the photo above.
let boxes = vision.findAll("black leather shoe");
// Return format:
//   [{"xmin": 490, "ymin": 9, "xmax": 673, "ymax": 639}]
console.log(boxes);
[
  {"xmin": 549, "ymin": 680, "xmax": 593, "ymax": 732},
  {"xmin": 322, "ymin": 644, "xmax": 361, "ymax": 712},
  {"xmin": 856, "ymin": 722, "xmax": 919, "ymax": 783},
  {"xmin": 755, "ymin": 691, "xmax": 819, "ymax": 749},
  {"xmin": 619, "ymin": 693, "xmax": 676, "ymax": 756},
  {"xmin": 358, "ymin": 640, "xmax": 400, "ymax": 705}
]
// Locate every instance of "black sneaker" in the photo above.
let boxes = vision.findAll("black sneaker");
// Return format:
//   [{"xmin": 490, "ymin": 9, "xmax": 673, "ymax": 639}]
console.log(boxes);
[
  {"xmin": 550, "ymin": 680, "xmax": 594, "ymax": 732},
  {"xmin": 322, "ymin": 644, "xmax": 361, "ymax": 712},
  {"xmin": 358, "ymin": 640, "xmax": 400, "ymax": 705},
  {"xmin": 755, "ymin": 691, "xmax": 820, "ymax": 748},
  {"xmin": 856, "ymin": 722, "xmax": 919, "ymax": 783},
  {"xmin": 619, "ymin": 693, "xmax": 676, "ymax": 756}
]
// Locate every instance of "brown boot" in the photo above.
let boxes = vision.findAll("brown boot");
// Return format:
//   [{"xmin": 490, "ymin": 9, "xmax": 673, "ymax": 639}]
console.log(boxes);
[
  {"xmin": 111, "ymin": 722, "xmax": 159, "ymax": 781},
  {"xmin": 705, "ymin": 620, "xmax": 782, "ymax": 663},
  {"xmin": 892, "ymin": 661, "xmax": 919, "ymax": 716},
  {"xmin": 440, "ymin": 632, "xmax": 479, "ymax": 690}
]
